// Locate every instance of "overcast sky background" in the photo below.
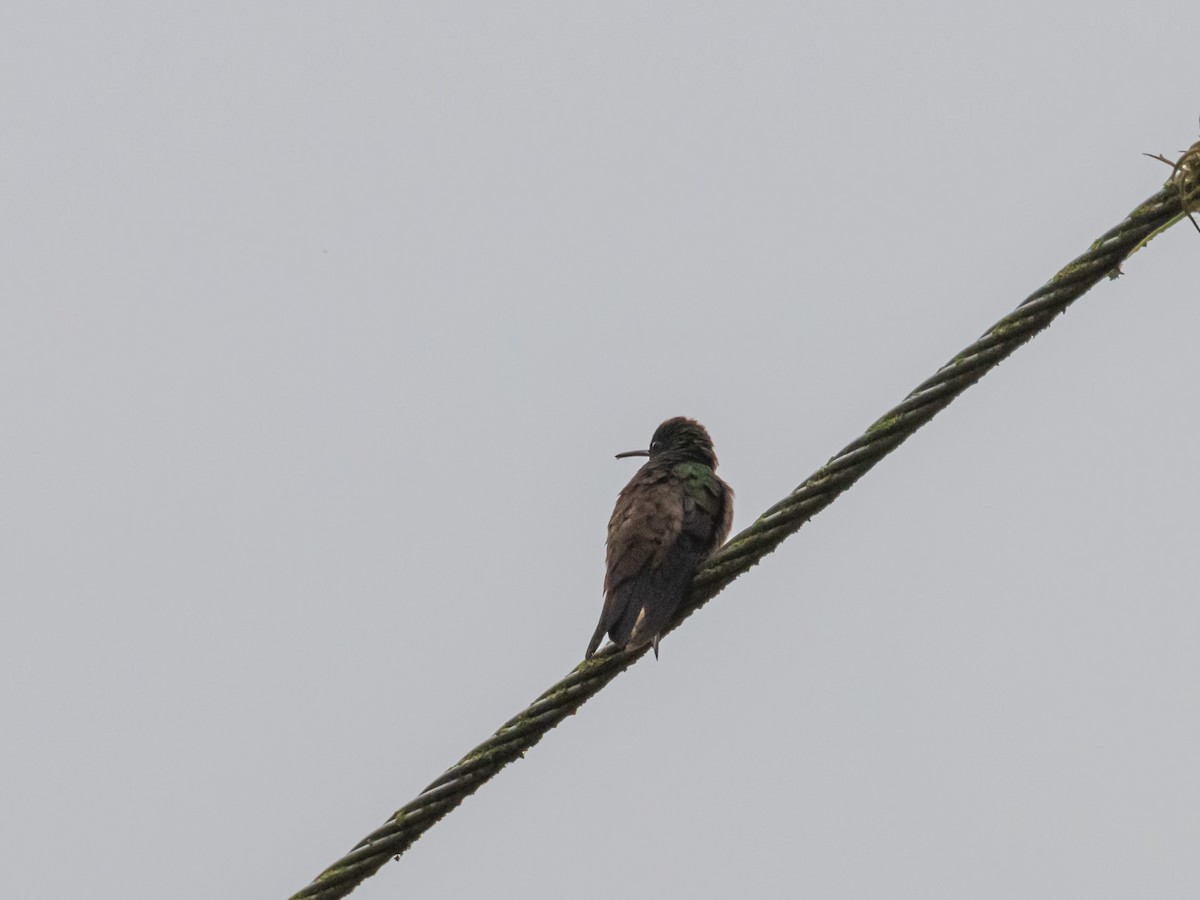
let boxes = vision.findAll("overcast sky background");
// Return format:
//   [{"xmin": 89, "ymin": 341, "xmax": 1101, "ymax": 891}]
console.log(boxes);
[{"xmin": 3, "ymin": 3, "xmax": 1199, "ymax": 898}]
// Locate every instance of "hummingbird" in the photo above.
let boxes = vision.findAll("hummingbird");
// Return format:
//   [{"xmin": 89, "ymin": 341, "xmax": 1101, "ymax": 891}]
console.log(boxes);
[{"xmin": 585, "ymin": 417, "xmax": 733, "ymax": 659}]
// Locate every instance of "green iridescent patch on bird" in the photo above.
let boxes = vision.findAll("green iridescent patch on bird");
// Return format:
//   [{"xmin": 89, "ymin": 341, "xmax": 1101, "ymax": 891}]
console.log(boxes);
[{"xmin": 672, "ymin": 461, "xmax": 722, "ymax": 486}]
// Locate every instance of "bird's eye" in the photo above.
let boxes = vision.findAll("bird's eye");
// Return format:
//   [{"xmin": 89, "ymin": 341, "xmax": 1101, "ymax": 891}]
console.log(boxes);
[{"xmin": 650, "ymin": 440, "xmax": 663, "ymax": 453}]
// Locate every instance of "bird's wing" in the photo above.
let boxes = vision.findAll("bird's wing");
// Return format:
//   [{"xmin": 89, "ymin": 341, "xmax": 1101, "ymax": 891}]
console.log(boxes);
[
  {"xmin": 603, "ymin": 468, "xmax": 684, "ymax": 595},
  {"xmin": 675, "ymin": 464, "xmax": 733, "ymax": 552},
  {"xmin": 585, "ymin": 469, "xmax": 684, "ymax": 657},
  {"xmin": 709, "ymin": 474, "xmax": 733, "ymax": 550}
]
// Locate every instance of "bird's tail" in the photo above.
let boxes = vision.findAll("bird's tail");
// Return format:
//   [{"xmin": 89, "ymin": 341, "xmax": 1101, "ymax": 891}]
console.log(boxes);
[{"xmin": 584, "ymin": 617, "xmax": 608, "ymax": 659}]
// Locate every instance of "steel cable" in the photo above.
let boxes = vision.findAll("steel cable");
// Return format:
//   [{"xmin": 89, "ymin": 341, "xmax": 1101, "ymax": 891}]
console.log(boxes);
[{"xmin": 291, "ymin": 176, "xmax": 1194, "ymax": 900}]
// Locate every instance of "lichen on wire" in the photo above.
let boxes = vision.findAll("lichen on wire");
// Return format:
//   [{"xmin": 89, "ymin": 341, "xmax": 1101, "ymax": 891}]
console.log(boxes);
[{"xmin": 290, "ymin": 167, "xmax": 1193, "ymax": 900}]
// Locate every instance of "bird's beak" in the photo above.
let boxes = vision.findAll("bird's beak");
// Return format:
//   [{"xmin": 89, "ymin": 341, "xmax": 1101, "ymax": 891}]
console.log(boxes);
[{"xmin": 614, "ymin": 449, "xmax": 651, "ymax": 459}]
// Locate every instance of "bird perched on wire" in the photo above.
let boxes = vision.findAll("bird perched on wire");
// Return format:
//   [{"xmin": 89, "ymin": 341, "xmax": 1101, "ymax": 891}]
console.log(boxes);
[{"xmin": 585, "ymin": 417, "xmax": 733, "ymax": 659}]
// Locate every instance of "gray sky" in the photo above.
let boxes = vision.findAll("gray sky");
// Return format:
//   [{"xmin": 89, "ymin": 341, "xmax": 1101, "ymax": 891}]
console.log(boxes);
[{"xmin": 3, "ymin": 3, "xmax": 1199, "ymax": 898}]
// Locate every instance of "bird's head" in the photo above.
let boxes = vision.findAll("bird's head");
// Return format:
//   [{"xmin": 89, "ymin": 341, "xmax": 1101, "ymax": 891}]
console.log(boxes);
[{"xmin": 615, "ymin": 416, "xmax": 719, "ymax": 468}]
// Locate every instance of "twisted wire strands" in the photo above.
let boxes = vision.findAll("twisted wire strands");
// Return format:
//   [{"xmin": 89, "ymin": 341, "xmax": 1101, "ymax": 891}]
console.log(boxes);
[{"xmin": 292, "ymin": 176, "xmax": 1194, "ymax": 900}]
